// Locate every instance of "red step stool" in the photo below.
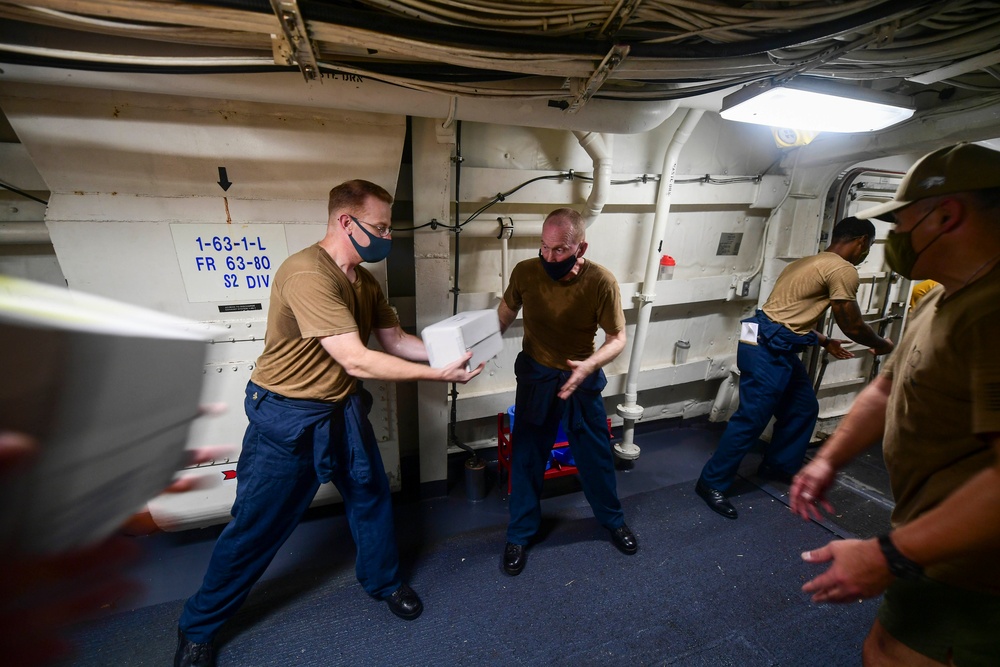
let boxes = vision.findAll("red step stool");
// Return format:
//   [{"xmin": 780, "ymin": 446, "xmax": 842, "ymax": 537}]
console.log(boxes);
[{"xmin": 496, "ymin": 412, "xmax": 612, "ymax": 495}]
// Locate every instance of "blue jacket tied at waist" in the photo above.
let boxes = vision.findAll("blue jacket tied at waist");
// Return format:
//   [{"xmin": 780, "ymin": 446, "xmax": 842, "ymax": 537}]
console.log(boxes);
[
  {"xmin": 246, "ymin": 383, "xmax": 377, "ymax": 484},
  {"xmin": 746, "ymin": 310, "xmax": 818, "ymax": 352},
  {"xmin": 513, "ymin": 351, "xmax": 607, "ymax": 437}
]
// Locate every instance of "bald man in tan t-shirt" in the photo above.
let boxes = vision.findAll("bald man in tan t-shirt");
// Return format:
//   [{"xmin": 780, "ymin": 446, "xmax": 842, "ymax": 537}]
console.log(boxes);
[{"xmin": 496, "ymin": 208, "xmax": 636, "ymax": 577}]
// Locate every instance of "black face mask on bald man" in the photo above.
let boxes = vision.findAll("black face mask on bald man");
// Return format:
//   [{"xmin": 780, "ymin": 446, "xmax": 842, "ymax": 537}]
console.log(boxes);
[{"xmin": 538, "ymin": 251, "xmax": 578, "ymax": 281}]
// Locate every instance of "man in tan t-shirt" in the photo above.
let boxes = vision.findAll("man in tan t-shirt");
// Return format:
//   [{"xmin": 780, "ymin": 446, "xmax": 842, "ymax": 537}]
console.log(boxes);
[
  {"xmin": 696, "ymin": 217, "xmax": 893, "ymax": 520},
  {"xmin": 175, "ymin": 180, "xmax": 483, "ymax": 667},
  {"xmin": 791, "ymin": 143, "xmax": 1000, "ymax": 666},
  {"xmin": 496, "ymin": 208, "xmax": 636, "ymax": 577}
]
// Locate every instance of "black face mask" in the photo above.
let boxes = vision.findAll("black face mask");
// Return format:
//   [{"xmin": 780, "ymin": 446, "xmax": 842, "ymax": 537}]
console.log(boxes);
[
  {"xmin": 885, "ymin": 207, "xmax": 940, "ymax": 279},
  {"xmin": 349, "ymin": 215, "xmax": 392, "ymax": 263},
  {"xmin": 538, "ymin": 251, "xmax": 578, "ymax": 281}
]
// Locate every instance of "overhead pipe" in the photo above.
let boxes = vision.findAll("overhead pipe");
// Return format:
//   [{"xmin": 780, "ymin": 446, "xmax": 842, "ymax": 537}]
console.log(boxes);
[
  {"xmin": 0, "ymin": 64, "xmax": 680, "ymax": 136},
  {"xmin": 615, "ymin": 108, "xmax": 705, "ymax": 461},
  {"xmin": 491, "ymin": 128, "xmax": 611, "ymax": 298},
  {"xmin": 572, "ymin": 131, "xmax": 613, "ymax": 228},
  {"xmin": 0, "ymin": 221, "xmax": 50, "ymax": 244}
]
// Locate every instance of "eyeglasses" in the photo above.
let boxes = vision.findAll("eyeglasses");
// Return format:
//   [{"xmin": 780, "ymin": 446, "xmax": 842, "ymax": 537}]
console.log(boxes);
[{"xmin": 349, "ymin": 215, "xmax": 392, "ymax": 238}]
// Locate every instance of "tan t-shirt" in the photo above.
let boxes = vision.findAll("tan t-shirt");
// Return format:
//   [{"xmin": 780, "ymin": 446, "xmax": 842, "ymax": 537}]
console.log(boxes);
[
  {"xmin": 503, "ymin": 258, "xmax": 625, "ymax": 371},
  {"xmin": 882, "ymin": 262, "xmax": 1000, "ymax": 593},
  {"xmin": 251, "ymin": 244, "xmax": 398, "ymax": 402},
  {"xmin": 762, "ymin": 251, "xmax": 859, "ymax": 334}
]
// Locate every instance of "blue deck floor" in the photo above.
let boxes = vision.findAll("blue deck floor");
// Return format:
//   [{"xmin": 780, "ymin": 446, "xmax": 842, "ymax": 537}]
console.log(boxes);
[{"xmin": 65, "ymin": 417, "xmax": 893, "ymax": 666}]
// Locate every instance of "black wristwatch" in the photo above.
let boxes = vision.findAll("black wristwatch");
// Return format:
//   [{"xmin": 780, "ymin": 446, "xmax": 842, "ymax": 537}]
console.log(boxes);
[{"xmin": 877, "ymin": 533, "xmax": 924, "ymax": 580}]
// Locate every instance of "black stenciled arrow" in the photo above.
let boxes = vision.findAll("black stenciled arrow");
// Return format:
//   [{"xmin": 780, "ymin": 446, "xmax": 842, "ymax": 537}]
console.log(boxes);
[{"xmin": 217, "ymin": 167, "xmax": 232, "ymax": 192}]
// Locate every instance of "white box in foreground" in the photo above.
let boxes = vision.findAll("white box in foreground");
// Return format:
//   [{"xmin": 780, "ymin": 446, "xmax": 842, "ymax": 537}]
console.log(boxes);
[
  {"xmin": 421, "ymin": 309, "xmax": 502, "ymax": 371},
  {"xmin": 0, "ymin": 276, "xmax": 221, "ymax": 554}
]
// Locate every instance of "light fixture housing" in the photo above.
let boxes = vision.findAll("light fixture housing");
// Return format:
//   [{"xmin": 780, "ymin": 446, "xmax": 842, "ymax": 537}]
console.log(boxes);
[{"xmin": 720, "ymin": 77, "xmax": 915, "ymax": 133}]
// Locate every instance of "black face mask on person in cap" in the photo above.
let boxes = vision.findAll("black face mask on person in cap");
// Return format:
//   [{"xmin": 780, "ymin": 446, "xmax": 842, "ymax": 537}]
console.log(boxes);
[{"xmin": 884, "ymin": 207, "xmax": 943, "ymax": 279}]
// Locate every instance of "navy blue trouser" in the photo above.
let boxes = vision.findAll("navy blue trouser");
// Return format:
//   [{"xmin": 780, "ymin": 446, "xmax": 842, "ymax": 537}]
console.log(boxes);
[
  {"xmin": 699, "ymin": 335, "xmax": 819, "ymax": 492},
  {"xmin": 179, "ymin": 382, "xmax": 400, "ymax": 642},
  {"xmin": 506, "ymin": 354, "xmax": 624, "ymax": 545}
]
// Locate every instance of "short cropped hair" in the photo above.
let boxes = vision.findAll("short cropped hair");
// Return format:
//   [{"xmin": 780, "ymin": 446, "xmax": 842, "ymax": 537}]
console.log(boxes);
[
  {"xmin": 831, "ymin": 216, "xmax": 876, "ymax": 243},
  {"xmin": 544, "ymin": 207, "xmax": 586, "ymax": 243},
  {"xmin": 327, "ymin": 179, "xmax": 393, "ymax": 218}
]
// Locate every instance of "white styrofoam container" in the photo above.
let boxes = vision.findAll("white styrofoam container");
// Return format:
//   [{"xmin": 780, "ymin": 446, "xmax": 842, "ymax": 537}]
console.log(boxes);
[{"xmin": 421, "ymin": 309, "xmax": 502, "ymax": 371}]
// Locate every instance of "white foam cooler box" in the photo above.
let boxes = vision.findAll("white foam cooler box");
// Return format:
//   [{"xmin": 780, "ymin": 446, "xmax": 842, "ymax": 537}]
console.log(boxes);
[{"xmin": 421, "ymin": 309, "xmax": 502, "ymax": 371}]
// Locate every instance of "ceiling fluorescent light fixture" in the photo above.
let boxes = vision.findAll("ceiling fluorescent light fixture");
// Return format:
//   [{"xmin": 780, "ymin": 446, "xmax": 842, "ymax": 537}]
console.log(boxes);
[{"xmin": 720, "ymin": 78, "xmax": 915, "ymax": 133}]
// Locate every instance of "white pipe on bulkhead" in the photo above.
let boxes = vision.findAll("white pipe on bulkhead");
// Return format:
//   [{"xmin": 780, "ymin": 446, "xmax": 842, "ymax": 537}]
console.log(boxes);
[
  {"xmin": 0, "ymin": 221, "xmax": 50, "ymax": 245},
  {"xmin": 492, "ymin": 129, "xmax": 611, "ymax": 301},
  {"xmin": 615, "ymin": 108, "xmax": 705, "ymax": 461},
  {"xmin": 459, "ymin": 218, "xmax": 543, "ymax": 238},
  {"xmin": 500, "ymin": 233, "xmax": 510, "ymax": 295},
  {"xmin": 572, "ymin": 131, "xmax": 613, "ymax": 228}
]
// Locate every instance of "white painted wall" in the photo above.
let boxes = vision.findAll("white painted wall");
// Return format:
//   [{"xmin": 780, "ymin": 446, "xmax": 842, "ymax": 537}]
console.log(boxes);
[{"xmin": 4, "ymin": 70, "xmax": 1000, "ymax": 528}]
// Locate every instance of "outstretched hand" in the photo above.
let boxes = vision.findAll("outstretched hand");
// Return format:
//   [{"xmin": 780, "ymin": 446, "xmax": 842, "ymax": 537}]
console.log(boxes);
[
  {"xmin": 162, "ymin": 444, "xmax": 238, "ymax": 494},
  {"xmin": 801, "ymin": 538, "xmax": 892, "ymax": 603},
  {"xmin": 0, "ymin": 431, "xmax": 35, "ymax": 471},
  {"xmin": 558, "ymin": 359, "xmax": 594, "ymax": 400},
  {"xmin": 0, "ymin": 408, "xmax": 233, "ymax": 666},
  {"xmin": 789, "ymin": 457, "xmax": 837, "ymax": 521},
  {"xmin": 121, "ymin": 443, "xmax": 238, "ymax": 535},
  {"xmin": 439, "ymin": 351, "xmax": 485, "ymax": 384},
  {"xmin": 824, "ymin": 339, "xmax": 854, "ymax": 360}
]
